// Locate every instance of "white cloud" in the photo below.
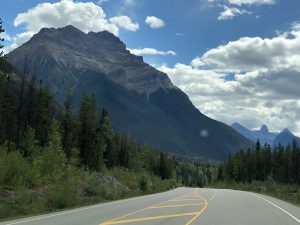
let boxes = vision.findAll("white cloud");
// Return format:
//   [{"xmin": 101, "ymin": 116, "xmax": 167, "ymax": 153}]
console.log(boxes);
[
  {"xmin": 176, "ymin": 33, "xmax": 185, "ymax": 37},
  {"xmin": 0, "ymin": 32, "xmax": 11, "ymax": 42},
  {"xmin": 97, "ymin": 0, "xmax": 109, "ymax": 5},
  {"xmin": 218, "ymin": 6, "xmax": 251, "ymax": 20},
  {"xmin": 109, "ymin": 16, "xmax": 139, "ymax": 32},
  {"xmin": 124, "ymin": 0, "xmax": 136, "ymax": 6},
  {"xmin": 196, "ymin": 23, "xmax": 300, "ymax": 73},
  {"xmin": 228, "ymin": 0, "xmax": 276, "ymax": 6},
  {"xmin": 128, "ymin": 48, "xmax": 176, "ymax": 56},
  {"xmin": 145, "ymin": 16, "xmax": 165, "ymax": 29},
  {"xmin": 8, "ymin": 0, "xmax": 138, "ymax": 51},
  {"xmin": 157, "ymin": 23, "xmax": 300, "ymax": 136}
]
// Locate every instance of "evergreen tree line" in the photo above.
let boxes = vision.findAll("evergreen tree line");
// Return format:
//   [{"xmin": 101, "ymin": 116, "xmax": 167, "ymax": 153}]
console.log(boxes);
[
  {"xmin": 0, "ymin": 60, "xmax": 212, "ymax": 188},
  {"xmin": 218, "ymin": 140, "xmax": 300, "ymax": 184},
  {"xmin": 0, "ymin": 19, "xmax": 212, "ymax": 190}
]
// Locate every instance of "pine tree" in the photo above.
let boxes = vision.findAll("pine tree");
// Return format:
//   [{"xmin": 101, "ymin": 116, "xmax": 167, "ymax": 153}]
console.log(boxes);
[
  {"xmin": 16, "ymin": 57, "xmax": 28, "ymax": 145},
  {"xmin": 20, "ymin": 127, "xmax": 38, "ymax": 158},
  {"xmin": 99, "ymin": 109, "xmax": 113, "ymax": 143},
  {"xmin": 62, "ymin": 90, "xmax": 76, "ymax": 158},
  {"xmin": 79, "ymin": 92, "xmax": 98, "ymax": 168},
  {"xmin": 92, "ymin": 133, "xmax": 106, "ymax": 171},
  {"xmin": 39, "ymin": 120, "xmax": 66, "ymax": 183},
  {"xmin": 254, "ymin": 140, "xmax": 261, "ymax": 180},
  {"xmin": 35, "ymin": 84, "xmax": 53, "ymax": 146},
  {"xmin": 25, "ymin": 70, "xmax": 37, "ymax": 128}
]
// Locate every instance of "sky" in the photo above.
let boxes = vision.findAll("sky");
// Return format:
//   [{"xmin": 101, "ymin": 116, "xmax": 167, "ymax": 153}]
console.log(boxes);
[{"xmin": 1, "ymin": 0, "xmax": 300, "ymax": 135}]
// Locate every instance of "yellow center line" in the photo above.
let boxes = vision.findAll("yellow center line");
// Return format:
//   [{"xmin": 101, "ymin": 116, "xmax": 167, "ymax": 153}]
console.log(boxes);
[
  {"xmin": 104, "ymin": 212, "xmax": 199, "ymax": 225},
  {"xmin": 150, "ymin": 202, "xmax": 206, "ymax": 209},
  {"xmin": 185, "ymin": 189, "xmax": 208, "ymax": 225},
  {"xmin": 169, "ymin": 198, "xmax": 204, "ymax": 201},
  {"xmin": 99, "ymin": 190, "xmax": 196, "ymax": 225}
]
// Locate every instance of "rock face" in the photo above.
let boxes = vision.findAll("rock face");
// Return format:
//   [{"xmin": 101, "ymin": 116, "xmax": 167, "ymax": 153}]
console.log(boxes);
[
  {"xmin": 7, "ymin": 25, "xmax": 253, "ymax": 160},
  {"xmin": 8, "ymin": 26, "xmax": 174, "ymax": 98}
]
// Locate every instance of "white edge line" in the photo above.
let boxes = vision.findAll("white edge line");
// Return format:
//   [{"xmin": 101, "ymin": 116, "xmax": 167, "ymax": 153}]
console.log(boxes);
[
  {"xmin": 2, "ymin": 188, "xmax": 188, "ymax": 225},
  {"xmin": 249, "ymin": 193, "xmax": 300, "ymax": 224}
]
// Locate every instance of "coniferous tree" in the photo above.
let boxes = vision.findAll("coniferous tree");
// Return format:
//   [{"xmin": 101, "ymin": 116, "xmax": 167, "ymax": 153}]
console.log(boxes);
[
  {"xmin": 35, "ymin": 84, "xmax": 53, "ymax": 146},
  {"xmin": 79, "ymin": 92, "xmax": 98, "ymax": 168},
  {"xmin": 20, "ymin": 127, "xmax": 38, "ymax": 158},
  {"xmin": 62, "ymin": 90, "xmax": 76, "ymax": 158},
  {"xmin": 39, "ymin": 120, "xmax": 66, "ymax": 183},
  {"xmin": 25, "ymin": 70, "xmax": 37, "ymax": 128},
  {"xmin": 16, "ymin": 57, "xmax": 28, "ymax": 145},
  {"xmin": 254, "ymin": 140, "xmax": 261, "ymax": 180},
  {"xmin": 92, "ymin": 132, "xmax": 106, "ymax": 171}
]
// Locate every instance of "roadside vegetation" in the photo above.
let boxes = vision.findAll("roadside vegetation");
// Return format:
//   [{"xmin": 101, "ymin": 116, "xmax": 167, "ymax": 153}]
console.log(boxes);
[
  {"xmin": 0, "ymin": 17, "xmax": 299, "ymax": 221},
  {"xmin": 213, "ymin": 140, "xmax": 300, "ymax": 205},
  {"xmin": 0, "ymin": 18, "xmax": 213, "ymax": 220}
]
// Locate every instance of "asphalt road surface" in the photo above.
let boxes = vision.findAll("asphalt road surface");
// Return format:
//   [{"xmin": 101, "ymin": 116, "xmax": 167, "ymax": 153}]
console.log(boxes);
[{"xmin": 1, "ymin": 188, "xmax": 300, "ymax": 225}]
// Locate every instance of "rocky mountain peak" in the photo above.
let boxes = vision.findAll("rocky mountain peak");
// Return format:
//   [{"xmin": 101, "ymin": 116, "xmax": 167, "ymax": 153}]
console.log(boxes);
[
  {"xmin": 260, "ymin": 125, "xmax": 269, "ymax": 133},
  {"xmin": 282, "ymin": 128, "xmax": 292, "ymax": 134},
  {"xmin": 8, "ymin": 26, "xmax": 175, "ymax": 96}
]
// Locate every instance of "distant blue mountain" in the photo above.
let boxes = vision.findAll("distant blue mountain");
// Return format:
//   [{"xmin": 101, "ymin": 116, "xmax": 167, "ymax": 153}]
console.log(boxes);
[
  {"xmin": 231, "ymin": 123, "xmax": 277, "ymax": 146},
  {"xmin": 231, "ymin": 123, "xmax": 257, "ymax": 142},
  {"xmin": 272, "ymin": 129, "xmax": 300, "ymax": 148},
  {"xmin": 231, "ymin": 123, "xmax": 299, "ymax": 148}
]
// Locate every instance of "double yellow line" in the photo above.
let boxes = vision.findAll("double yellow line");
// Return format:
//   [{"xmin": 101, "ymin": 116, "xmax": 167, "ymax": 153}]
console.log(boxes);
[{"xmin": 99, "ymin": 189, "xmax": 208, "ymax": 225}]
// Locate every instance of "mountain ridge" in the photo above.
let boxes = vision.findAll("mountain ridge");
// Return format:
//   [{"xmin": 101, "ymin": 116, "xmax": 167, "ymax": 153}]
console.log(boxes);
[
  {"xmin": 7, "ymin": 25, "xmax": 253, "ymax": 160},
  {"xmin": 231, "ymin": 122, "xmax": 300, "ymax": 148}
]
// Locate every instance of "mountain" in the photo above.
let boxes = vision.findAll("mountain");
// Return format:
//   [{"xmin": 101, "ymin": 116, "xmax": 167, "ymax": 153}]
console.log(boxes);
[
  {"xmin": 231, "ymin": 123, "xmax": 257, "ymax": 141},
  {"xmin": 232, "ymin": 123, "xmax": 299, "ymax": 148},
  {"xmin": 272, "ymin": 128, "xmax": 300, "ymax": 148},
  {"xmin": 252, "ymin": 125, "xmax": 278, "ymax": 146},
  {"xmin": 7, "ymin": 25, "xmax": 252, "ymax": 160},
  {"xmin": 231, "ymin": 123, "xmax": 277, "ymax": 145}
]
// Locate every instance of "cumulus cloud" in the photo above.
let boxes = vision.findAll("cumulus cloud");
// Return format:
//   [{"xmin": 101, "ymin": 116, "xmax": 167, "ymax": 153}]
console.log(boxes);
[
  {"xmin": 128, "ymin": 48, "xmax": 176, "ymax": 56},
  {"xmin": 208, "ymin": 0, "xmax": 276, "ymax": 21},
  {"xmin": 228, "ymin": 0, "xmax": 276, "ymax": 6},
  {"xmin": 97, "ymin": 0, "xmax": 109, "ymax": 5},
  {"xmin": 109, "ymin": 16, "xmax": 139, "ymax": 31},
  {"xmin": 7, "ymin": 0, "xmax": 138, "ymax": 51},
  {"xmin": 145, "ymin": 16, "xmax": 165, "ymax": 29},
  {"xmin": 157, "ymin": 23, "xmax": 300, "ymax": 135},
  {"xmin": 0, "ymin": 32, "xmax": 11, "ymax": 42},
  {"xmin": 195, "ymin": 23, "xmax": 300, "ymax": 73},
  {"xmin": 218, "ymin": 6, "xmax": 251, "ymax": 20}
]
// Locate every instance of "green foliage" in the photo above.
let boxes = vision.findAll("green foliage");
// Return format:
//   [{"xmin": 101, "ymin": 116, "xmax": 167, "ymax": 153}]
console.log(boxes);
[
  {"xmin": 62, "ymin": 90, "xmax": 77, "ymax": 158},
  {"xmin": 139, "ymin": 175, "xmax": 149, "ymax": 192},
  {"xmin": 0, "ymin": 147, "xmax": 31, "ymax": 188},
  {"xmin": 218, "ymin": 141, "xmax": 300, "ymax": 185},
  {"xmin": 79, "ymin": 92, "xmax": 98, "ymax": 168},
  {"xmin": 20, "ymin": 127, "xmax": 38, "ymax": 158},
  {"xmin": 0, "ymin": 57, "xmax": 215, "ymax": 220},
  {"xmin": 34, "ymin": 120, "xmax": 67, "ymax": 184}
]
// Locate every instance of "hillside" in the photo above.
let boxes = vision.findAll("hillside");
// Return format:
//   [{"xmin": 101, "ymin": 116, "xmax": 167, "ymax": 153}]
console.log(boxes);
[{"xmin": 7, "ymin": 25, "xmax": 252, "ymax": 160}]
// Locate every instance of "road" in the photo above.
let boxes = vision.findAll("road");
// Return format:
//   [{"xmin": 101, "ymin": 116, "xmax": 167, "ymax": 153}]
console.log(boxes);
[{"xmin": 1, "ymin": 188, "xmax": 300, "ymax": 225}]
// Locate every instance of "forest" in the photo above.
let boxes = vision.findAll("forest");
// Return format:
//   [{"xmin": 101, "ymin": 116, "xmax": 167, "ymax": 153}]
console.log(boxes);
[
  {"xmin": 0, "ymin": 18, "xmax": 214, "ymax": 219},
  {"xmin": 214, "ymin": 140, "xmax": 300, "ymax": 205},
  {"xmin": 1, "ymin": 18, "xmax": 300, "ymax": 220},
  {"xmin": 217, "ymin": 140, "xmax": 300, "ymax": 184}
]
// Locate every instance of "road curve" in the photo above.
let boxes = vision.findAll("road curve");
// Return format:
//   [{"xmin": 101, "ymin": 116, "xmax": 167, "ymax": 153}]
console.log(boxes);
[{"xmin": 1, "ymin": 188, "xmax": 300, "ymax": 225}]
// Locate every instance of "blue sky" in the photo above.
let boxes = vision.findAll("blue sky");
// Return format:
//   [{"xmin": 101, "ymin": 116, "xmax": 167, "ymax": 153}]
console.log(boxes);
[{"xmin": 1, "ymin": 0, "xmax": 300, "ymax": 134}]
